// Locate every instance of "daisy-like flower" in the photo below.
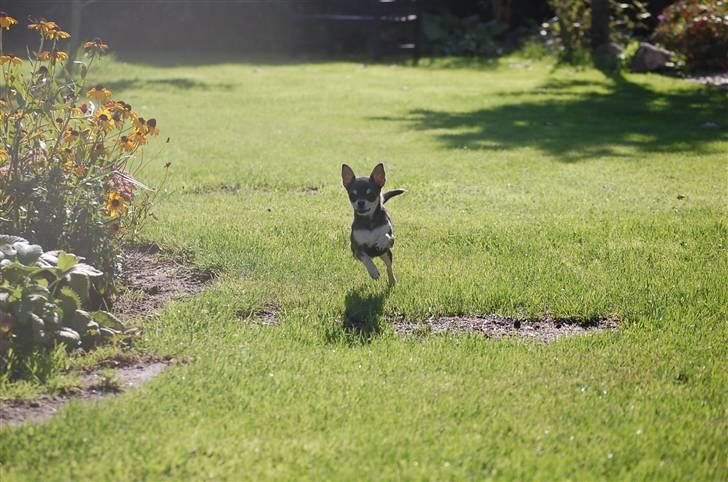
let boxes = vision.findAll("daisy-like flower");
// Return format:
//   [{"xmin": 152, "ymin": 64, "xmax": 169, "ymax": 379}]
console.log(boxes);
[
  {"xmin": 96, "ymin": 108, "xmax": 115, "ymax": 131},
  {"xmin": 146, "ymin": 118, "xmax": 159, "ymax": 136},
  {"xmin": 0, "ymin": 55, "xmax": 22, "ymax": 65},
  {"xmin": 108, "ymin": 221, "xmax": 125, "ymax": 237},
  {"xmin": 46, "ymin": 29, "xmax": 70, "ymax": 40},
  {"xmin": 119, "ymin": 135, "xmax": 135, "ymax": 152},
  {"xmin": 83, "ymin": 38, "xmax": 110, "ymax": 54},
  {"xmin": 131, "ymin": 129, "xmax": 148, "ymax": 146},
  {"xmin": 63, "ymin": 128, "xmax": 79, "ymax": 143},
  {"xmin": 53, "ymin": 51, "xmax": 69, "ymax": 62},
  {"xmin": 0, "ymin": 149, "xmax": 7, "ymax": 162},
  {"xmin": 28, "ymin": 19, "xmax": 59, "ymax": 37},
  {"xmin": 33, "ymin": 50, "xmax": 52, "ymax": 61},
  {"xmin": 105, "ymin": 192, "xmax": 126, "ymax": 217},
  {"xmin": 0, "ymin": 12, "xmax": 17, "ymax": 30},
  {"xmin": 86, "ymin": 84, "xmax": 112, "ymax": 100},
  {"xmin": 132, "ymin": 115, "xmax": 146, "ymax": 132}
]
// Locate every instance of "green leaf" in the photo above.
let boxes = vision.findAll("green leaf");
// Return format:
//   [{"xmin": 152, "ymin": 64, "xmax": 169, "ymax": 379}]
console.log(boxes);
[
  {"xmin": 93, "ymin": 311, "xmax": 125, "ymax": 330},
  {"xmin": 0, "ymin": 235, "xmax": 27, "ymax": 245},
  {"xmin": 55, "ymin": 327, "xmax": 81, "ymax": 347},
  {"xmin": 15, "ymin": 243, "xmax": 43, "ymax": 265},
  {"xmin": 67, "ymin": 263, "xmax": 103, "ymax": 278},
  {"xmin": 56, "ymin": 252, "xmax": 79, "ymax": 272},
  {"xmin": 57, "ymin": 286, "xmax": 82, "ymax": 321},
  {"xmin": 1, "ymin": 262, "xmax": 39, "ymax": 284},
  {"xmin": 64, "ymin": 272, "xmax": 91, "ymax": 303}
]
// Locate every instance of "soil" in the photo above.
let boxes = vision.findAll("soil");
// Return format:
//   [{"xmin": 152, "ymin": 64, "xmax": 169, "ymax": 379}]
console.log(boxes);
[
  {"xmin": 0, "ymin": 358, "xmax": 171, "ymax": 427},
  {"xmin": 392, "ymin": 314, "xmax": 619, "ymax": 342},
  {"xmin": 114, "ymin": 244, "xmax": 214, "ymax": 319}
]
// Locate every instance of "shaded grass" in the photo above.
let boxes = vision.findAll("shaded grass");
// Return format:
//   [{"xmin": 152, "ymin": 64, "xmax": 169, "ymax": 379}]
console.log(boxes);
[{"xmin": 0, "ymin": 54, "xmax": 726, "ymax": 480}]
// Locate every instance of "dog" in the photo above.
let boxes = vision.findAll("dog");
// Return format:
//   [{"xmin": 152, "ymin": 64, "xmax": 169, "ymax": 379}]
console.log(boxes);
[{"xmin": 341, "ymin": 163, "xmax": 405, "ymax": 285}]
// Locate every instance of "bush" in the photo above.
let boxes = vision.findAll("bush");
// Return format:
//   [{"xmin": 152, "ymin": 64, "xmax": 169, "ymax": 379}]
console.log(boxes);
[
  {"xmin": 423, "ymin": 14, "xmax": 509, "ymax": 57},
  {"xmin": 0, "ymin": 13, "xmax": 165, "ymax": 300},
  {"xmin": 540, "ymin": 0, "xmax": 651, "ymax": 61},
  {"xmin": 653, "ymin": 0, "xmax": 728, "ymax": 71},
  {"xmin": 0, "ymin": 235, "xmax": 125, "ymax": 376}
]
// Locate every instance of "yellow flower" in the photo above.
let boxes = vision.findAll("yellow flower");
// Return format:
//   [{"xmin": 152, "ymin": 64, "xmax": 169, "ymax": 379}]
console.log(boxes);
[
  {"xmin": 53, "ymin": 51, "xmax": 69, "ymax": 62},
  {"xmin": 83, "ymin": 38, "xmax": 110, "ymax": 54},
  {"xmin": 105, "ymin": 192, "xmax": 126, "ymax": 217},
  {"xmin": 0, "ymin": 55, "xmax": 22, "ymax": 65},
  {"xmin": 95, "ymin": 108, "xmax": 116, "ymax": 131},
  {"xmin": 46, "ymin": 29, "xmax": 70, "ymax": 40},
  {"xmin": 0, "ymin": 149, "xmax": 7, "ymax": 162},
  {"xmin": 63, "ymin": 159, "xmax": 74, "ymax": 171},
  {"xmin": 86, "ymin": 84, "xmax": 112, "ymax": 100},
  {"xmin": 146, "ymin": 118, "xmax": 159, "ymax": 136},
  {"xmin": 63, "ymin": 128, "xmax": 79, "ymax": 143},
  {"xmin": 108, "ymin": 221, "xmax": 125, "ymax": 237},
  {"xmin": 119, "ymin": 136, "xmax": 135, "ymax": 152},
  {"xmin": 28, "ymin": 19, "xmax": 59, "ymax": 38},
  {"xmin": 34, "ymin": 50, "xmax": 52, "ymax": 61},
  {"xmin": 0, "ymin": 13, "xmax": 17, "ymax": 30},
  {"xmin": 131, "ymin": 129, "xmax": 147, "ymax": 146}
]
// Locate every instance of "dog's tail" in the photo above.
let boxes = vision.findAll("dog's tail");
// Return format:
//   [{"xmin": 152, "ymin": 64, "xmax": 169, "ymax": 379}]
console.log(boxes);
[{"xmin": 383, "ymin": 189, "xmax": 406, "ymax": 203}]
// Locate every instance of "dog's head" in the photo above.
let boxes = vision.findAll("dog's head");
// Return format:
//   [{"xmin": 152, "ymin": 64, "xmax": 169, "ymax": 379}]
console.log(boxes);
[{"xmin": 341, "ymin": 163, "xmax": 386, "ymax": 216}]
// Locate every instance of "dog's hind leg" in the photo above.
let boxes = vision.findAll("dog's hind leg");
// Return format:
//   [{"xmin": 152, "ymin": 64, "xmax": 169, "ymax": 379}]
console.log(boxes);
[
  {"xmin": 356, "ymin": 249, "xmax": 380, "ymax": 280},
  {"xmin": 382, "ymin": 250, "xmax": 396, "ymax": 286}
]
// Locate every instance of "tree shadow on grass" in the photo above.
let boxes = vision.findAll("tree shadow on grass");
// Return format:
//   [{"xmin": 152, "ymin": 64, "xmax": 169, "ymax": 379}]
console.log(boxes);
[
  {"xmin": 103, "ymin": 77, "xmax": 235, "ymax": 93},
  {"xmin": 324, "ymin": 286, "xmax": 389, "ymax": 345},
  {"xmin": 378, "ymin": 70, "xmax": 727, "ymax": 162}
]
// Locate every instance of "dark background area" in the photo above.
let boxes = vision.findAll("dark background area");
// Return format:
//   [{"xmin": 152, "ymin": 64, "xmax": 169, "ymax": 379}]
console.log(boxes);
[{"xmin": 0, "ymin": 0, "xmax": 674, "ymax": 57}]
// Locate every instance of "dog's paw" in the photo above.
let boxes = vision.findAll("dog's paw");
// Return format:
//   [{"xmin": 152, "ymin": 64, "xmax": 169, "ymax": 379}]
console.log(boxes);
[
  {"xmin": 375, "ymin": 234, "xmax": 395, "ymax": 251},
  {"xmin": 367, "ymin": 266, "xmax": 381, "ymax": 280}
]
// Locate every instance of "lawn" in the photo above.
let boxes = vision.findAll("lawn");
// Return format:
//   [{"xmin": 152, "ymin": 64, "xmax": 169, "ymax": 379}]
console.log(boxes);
[{"xmin": 0, "ymin": 53, "xmax": 726, "ymax": 480}]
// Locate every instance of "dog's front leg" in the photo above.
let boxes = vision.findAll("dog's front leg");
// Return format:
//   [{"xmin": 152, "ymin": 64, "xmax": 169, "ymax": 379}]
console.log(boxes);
[{"xmin": 356, "ymin": 249, "xmax": 380, "ymax": 280}]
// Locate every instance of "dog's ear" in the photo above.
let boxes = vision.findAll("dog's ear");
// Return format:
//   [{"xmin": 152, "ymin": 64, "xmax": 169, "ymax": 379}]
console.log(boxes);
[
  {"xmin": 342, "ymin": 164, "xmax": 356, "ymax": 188},
  {"xmin": 370, "ymin": 163, "xmax": 386, "ymax": 187}
]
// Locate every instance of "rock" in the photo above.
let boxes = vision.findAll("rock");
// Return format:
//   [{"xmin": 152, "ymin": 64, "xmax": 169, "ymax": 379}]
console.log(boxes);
[
  {"xmin": 630, "ymin": 43, "xmax": 673, "ymax": 73},
  {"xmin": 701, "ymin": 121, "xmax": 720, "ymax": 129}
]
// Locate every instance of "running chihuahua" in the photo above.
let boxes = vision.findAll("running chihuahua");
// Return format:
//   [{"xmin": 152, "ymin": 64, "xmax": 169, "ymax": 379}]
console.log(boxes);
[{"xmin": 341, "ymin": 163, "xmax": 405, "ymax": 285}]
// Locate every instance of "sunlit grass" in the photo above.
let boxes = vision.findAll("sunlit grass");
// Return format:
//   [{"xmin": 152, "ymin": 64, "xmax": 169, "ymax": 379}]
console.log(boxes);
[{"xmin": 0, "ymin": 54, "xmax": 726, "ymax": 480}]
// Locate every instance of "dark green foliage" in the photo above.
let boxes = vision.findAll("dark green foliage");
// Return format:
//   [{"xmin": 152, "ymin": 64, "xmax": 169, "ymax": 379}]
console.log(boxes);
[{"xmin": 0, "ymin": 235, "xmax": 123, "ymax": 377}]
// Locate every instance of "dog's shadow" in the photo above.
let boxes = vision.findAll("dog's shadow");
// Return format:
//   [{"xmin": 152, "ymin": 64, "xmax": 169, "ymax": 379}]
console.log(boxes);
[{"xmin": 331, "ymin": 286, "xmax": 390, "ymax": 344}]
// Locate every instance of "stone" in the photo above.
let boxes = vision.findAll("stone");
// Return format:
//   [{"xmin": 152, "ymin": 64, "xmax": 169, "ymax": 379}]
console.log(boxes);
[{"xmin": 630, "ymin": 42, "xmax": 673, "ymax": 73}]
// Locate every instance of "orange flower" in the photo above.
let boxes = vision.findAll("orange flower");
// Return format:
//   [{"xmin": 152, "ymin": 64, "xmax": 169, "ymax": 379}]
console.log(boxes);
[
  {"xmin": 119, "ymin": 135, "xmax": 135, "ymax": 152},
  {"xmin": 63, "ymin": 128, "xmax": 79, "ymax": 143},
  {"xmin": 34, "ymin": 50, "xmax": 52, "ymax": 61},
  {"xmin": 146, "ymin": 118, "xmax": 159, "ymax": 136},
  {"xmin": 0, "ymin": 55, "xmax": 22, "ymax": 65},
  {"xmin": 131, "ymin": 129, "xmax": 147, "ymax": 146},
  {"xmin": 95, "ymin": 108, "xmax": 116, "ymax": 131},
  {"xmin": 46, "ymin": 29, "xmax": 70, "ymax": 40},
  {"xmin": 108, "ymin": 221, "xmax": 125, "ymax": 237},
  {"xmin": 28, "ymin": 19, "xmax": 60, "ymax": 38},
  {"xmin": 0, "ymin": 12, "xmax": 17, "ymax": 30},
  {"xmin": 82, "ymin": 38, "xmax": 110, "ymax": 54},
  {"xmin": 86, "ymin": 84, "xmax": 112, "ymax": 100},
  {"xmin": 105, "ymin": 192, "xmax": 126, "ymax": 217},
  {"xmin": 0, "ymin": 149, "xmax": 7, "ymax": 162}
]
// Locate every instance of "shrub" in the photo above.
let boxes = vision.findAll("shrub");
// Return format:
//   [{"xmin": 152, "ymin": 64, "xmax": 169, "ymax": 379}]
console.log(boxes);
[
  {"xmin": 0, "ymin": 13, "xmax": 166, "ymax": 300},
  {"xmin": 653, "ymin": 0, "xmax": 728, "ymax": 71},
  {"xmin": 0, "ymin": 235, "xmax": 125, "ymax": 376},
  {"xmin": 540, "ymin": 0, "xmax": 651, "ymax": 61},
  {"xmin": 423, "ymin": 14, "xmax": 509, "ymax": 57}
]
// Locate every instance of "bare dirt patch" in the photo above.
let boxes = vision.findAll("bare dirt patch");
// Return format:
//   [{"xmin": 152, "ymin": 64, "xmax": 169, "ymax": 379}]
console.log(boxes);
[
  {"xmin": 392, "ymin": 315, "xmax": 619, "ymax": 342},
  {"xmin": 114, "ymin": 244, "xmax": 214, "ymax": 319},
  {"xmin": 0, "ymin": 357, "xmax": 172, "ymax": 427}
]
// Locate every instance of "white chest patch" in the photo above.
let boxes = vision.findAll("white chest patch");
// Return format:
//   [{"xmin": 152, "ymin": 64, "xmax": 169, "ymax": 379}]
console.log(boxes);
[{"xmin": 352, "ymin": 223, "xmax": 392, "ymax": 249}]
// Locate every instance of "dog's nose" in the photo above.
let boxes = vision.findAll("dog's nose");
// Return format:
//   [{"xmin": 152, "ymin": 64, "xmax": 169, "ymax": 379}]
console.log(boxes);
[{"xmin": 357, "ymin": 200, "xmax": 365, "ymax": 209}]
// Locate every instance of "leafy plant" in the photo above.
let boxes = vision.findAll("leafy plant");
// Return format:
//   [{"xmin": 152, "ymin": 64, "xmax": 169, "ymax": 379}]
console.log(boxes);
[
  {"xmin": 540, "ymin": 0, "xmax": 651, "ymax": 61},
  {"xmin": 423, "ymin": 14, "xmax": 509, "ymax": 57},
  {"xmin": 0, "ymin": 13, "xmax": 167, "ymax": 299},
  {"xmin": 653, "ymin": 0, "xmax": 728, "ymax": 71},
  {"xmin": 0, "ymin": 234, "xmax": 125, "ymax": 375}
]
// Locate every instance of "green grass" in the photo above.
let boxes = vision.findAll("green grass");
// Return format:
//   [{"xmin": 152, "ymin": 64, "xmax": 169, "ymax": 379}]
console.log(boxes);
[{"xmin": 1, "ymin": 53, "xmax": 727, "ymax": 480}]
